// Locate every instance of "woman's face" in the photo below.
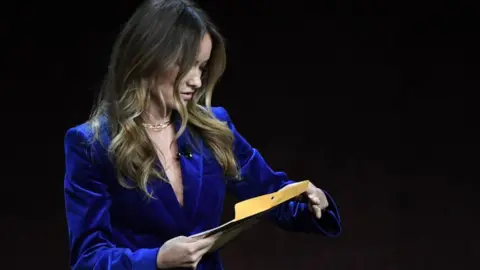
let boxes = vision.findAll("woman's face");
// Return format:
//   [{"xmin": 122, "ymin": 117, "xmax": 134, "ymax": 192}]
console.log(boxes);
[{"xmin": 153, "ymin": 33, "xmax": 212, "ymax": 110}]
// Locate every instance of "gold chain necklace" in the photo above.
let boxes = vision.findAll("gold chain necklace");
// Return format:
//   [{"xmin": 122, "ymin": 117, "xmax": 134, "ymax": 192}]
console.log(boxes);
[{"xmin": 142, "ymin": 119, "xmax": 173, "ymax": 132}]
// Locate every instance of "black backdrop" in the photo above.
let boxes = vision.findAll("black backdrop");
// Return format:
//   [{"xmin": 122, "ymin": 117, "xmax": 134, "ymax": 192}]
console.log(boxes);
[{"xmin": 2, "ymin": 0, "xmax": 478, "ymax": 269}]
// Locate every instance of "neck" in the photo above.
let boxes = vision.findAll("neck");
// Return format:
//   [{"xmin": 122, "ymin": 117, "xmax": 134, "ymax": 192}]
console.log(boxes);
[{"xmin": 143, "ymin": 101, "xmax": 172, "ymax": 124}]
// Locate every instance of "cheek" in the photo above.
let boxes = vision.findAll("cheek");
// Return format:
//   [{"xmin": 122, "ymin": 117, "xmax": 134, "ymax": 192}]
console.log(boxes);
[
  {"xmin": 157, "ymin": 69, "xmax": 179, "ymax": 98},
  {"xmin": 178, "ymin": 77, "xmax": 190, "ymax": 90}
]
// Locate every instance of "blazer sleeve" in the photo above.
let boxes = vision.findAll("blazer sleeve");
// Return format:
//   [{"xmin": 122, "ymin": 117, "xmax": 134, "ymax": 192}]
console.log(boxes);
[
  {"xmin": 214, "ymin": 107, "xmax": 342, "ymax": 237},
  {"xmin": 63, "ymin": 127, "xmax": 159, "ymax": 270}
]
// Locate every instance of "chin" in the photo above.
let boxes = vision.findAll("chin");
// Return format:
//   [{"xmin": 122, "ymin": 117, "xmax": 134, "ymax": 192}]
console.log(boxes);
[{"xmin": 179, "ymin": 98, "xmax": 190, "ymax": 104}]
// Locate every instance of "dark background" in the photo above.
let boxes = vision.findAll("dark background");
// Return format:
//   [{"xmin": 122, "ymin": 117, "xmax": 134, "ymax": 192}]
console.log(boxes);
[{"xmin": 2, "ymin": 0, "xmax": 478, "ymax": 269}]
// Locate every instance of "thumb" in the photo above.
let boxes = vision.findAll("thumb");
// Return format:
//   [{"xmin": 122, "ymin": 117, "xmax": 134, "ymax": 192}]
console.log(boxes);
[
  {"xmin": 307, "ymin": 193, "xmax": 321, "ymax": 205},
  {"xmin": 308, "ymin": 200, "xmax": 313, "ymax": 212}
]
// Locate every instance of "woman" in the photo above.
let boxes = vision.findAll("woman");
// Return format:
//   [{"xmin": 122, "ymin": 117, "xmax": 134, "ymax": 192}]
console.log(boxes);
[{"xmin": 63, "ymin": 0, "xmax": 342, "ymax": 269}]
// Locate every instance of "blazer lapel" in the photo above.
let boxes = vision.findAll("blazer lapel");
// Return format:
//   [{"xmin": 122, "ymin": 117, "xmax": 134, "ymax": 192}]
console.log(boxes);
[{"xmin": 173, "ymin": 115, "xmax": 204, "ymax": 230}]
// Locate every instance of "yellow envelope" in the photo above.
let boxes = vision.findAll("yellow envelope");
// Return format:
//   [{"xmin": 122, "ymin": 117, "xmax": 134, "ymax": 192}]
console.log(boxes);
[{"xmin": 189, "ymin": 180, "xmax": 311, "ymax": 252}]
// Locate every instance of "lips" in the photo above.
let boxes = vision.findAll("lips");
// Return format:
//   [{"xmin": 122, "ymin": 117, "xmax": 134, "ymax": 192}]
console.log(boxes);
[{"xmin": 181, "ymin": 92, "xmax": 194, "ymax": 100}]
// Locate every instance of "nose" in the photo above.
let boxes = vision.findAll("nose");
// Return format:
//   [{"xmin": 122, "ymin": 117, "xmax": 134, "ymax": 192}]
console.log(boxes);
[{"xmin": 186, "ymin": 69, "xmax": 202, "ymax": 89}]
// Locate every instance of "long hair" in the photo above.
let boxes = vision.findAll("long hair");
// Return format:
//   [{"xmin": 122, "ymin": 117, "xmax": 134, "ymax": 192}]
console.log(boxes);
[{"xmin": 89, "ymin": 0, "xmax": 239, "ymax": 198}]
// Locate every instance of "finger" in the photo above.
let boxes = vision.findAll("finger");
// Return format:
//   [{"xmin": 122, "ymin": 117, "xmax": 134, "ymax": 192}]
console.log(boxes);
[
  {"xmin": 191, "ymin": 233, "xmax": 222, "ymax": 254},
  {"xmin": 321, "ymin": 198, "xmax": 329, "ymax": 210},
  {"xmin": 308, "ymin": 194, "xmax": 321, "ymax": 205},
  {"xmin": 191, "ymin": 237, "xmax": 215, "ymax": 251},
  {"xmin": 193, "ymin": 261, "xmax": 198, "ymax": 270},
  {"xmin": 312, "ymin": 205, "xmax": 322, "ymax": 219},
  {"xmin": 183, "ymin": 248, "xmax": 205, "ymax": 268},
  {"xmin": 311, "ymin": 189, "xmax": 330, "ymax": 209},
  {"xmin": 188, "ymin": 242, "xmax": 213, "ymax": 265},
  {"xmin": 197, "ymin": 242, "xmax": 213, "ymax": 257},
  {"xmin": 209, "ymin": 231, "xmax": 224, "ymax": 241},
  {"xmin": 309, "ymin": 200, "xmax": 321, "ymax": 217},
  {"xmin": 318, "ymin": 191, "xmax": 329, "ymax": 210}
]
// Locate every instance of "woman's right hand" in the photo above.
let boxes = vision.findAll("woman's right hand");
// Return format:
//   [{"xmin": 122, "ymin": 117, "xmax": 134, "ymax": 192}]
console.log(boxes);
[{"xmin": 156, "ymin": 235, "xmax": 218, "ymax": 269}]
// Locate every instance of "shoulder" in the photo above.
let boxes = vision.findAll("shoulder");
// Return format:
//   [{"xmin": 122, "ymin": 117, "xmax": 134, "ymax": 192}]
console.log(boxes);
[
  {"xmin": 64, "ymin": 117, "xmax": 110, "ymax": 155},
  {"xmin": 65, "ymin": 122, "xmax": 94, "ymax": 140},
  {"xmin": 64, "ymin": 119, "xmax": 114, "ymax": 184},
  {"xmin": 210, "ymin": 106, "xmax": 232, "ymax": 122},
  {"xmin": 64, "ymin": 122, "xmax": 94, "ymax": 148}
]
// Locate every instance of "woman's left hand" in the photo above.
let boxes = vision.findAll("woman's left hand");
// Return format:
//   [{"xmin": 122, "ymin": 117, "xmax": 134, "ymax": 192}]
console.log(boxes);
[{"xmin": 304, "ymin": 182, "xmax": 329, "ymax": 219}]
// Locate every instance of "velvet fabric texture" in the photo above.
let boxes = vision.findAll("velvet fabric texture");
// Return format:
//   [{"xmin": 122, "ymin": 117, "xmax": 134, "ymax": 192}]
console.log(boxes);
[{"xmin": 64, "ymin": 107, "xmax": 342, "ymax": 269}]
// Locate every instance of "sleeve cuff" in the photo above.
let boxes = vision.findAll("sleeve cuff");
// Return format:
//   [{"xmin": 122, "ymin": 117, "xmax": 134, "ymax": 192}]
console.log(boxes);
[{"xmin": 131, "ymin": 247, "xmax": 159, "ymax": 270}]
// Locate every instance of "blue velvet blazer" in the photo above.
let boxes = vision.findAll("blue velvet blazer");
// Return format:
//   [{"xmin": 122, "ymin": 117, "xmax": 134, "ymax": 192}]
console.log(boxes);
[{"xmin": 64, "ymin": 107, "xmax": 342, "ymax": 270}]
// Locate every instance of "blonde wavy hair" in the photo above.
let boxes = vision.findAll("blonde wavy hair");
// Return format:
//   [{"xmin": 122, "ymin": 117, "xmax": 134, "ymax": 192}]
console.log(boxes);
[{"xmin": 88, "ymin": 0, "xmax": 239, "ymax": 197}]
